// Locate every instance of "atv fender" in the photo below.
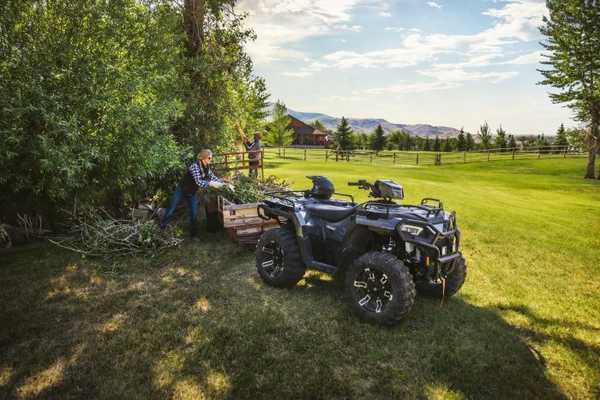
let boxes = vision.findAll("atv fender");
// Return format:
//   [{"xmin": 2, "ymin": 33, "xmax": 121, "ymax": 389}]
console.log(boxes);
[{"xmin": 338, "ymin": 226, "xmax": 377, "ymax": 270}]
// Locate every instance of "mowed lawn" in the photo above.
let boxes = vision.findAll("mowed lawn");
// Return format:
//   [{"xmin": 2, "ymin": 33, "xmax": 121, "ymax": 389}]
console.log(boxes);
[{"xmin": 1, "ymin": 156, "xmax": 599, "ymax": 399}]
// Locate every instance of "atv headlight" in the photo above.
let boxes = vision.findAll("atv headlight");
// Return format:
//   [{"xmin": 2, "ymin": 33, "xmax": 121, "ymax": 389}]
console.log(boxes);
[{"xmin": 399, "ymin": 224, "xmax": 423, "ymax": 236}]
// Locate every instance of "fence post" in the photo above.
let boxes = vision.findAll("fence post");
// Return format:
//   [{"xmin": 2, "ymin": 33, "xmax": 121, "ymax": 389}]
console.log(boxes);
[
  {"xmin": 564, "ymin": 147, "xmax": 567, "ymax": 158},
  {"xmin": 325, "ymin": 150, "xmax": 329, "ymax": 162},
  {"xmin": 370, "ymin": 153, "xmax": 373, "ymax": 163},
  {"xmin": 487, "ymin": 151, "xmax": 490, "ymax": 162},
  {"xmin": 335, "ymin": 151, "xmax": 339, "ymax": 162},
  {"xmin": 538, "ymin": 149, "xmax": 541, "ymax": 159},
  {"xmin": 393, "ymin": 152, "xmax": 397, "ymax": 164},
  {"xmin": 283, "ymin": 147, "xmax": 286, "ymax": 159},
  {"xmin": 347, "ymin": 151, "xmax": 350, "ymax": 162},
  {"xmin": 416, "ymin": 152, "xmax": 419, "ymax": 165},
  {"xmin": 512, "ymin": 149, "xmax": 516, "ymax": 160},
  {"xmin": 304, "ymin": 148, "xmax": 307, "ymax": 161},
  {"xmin": 463, "ymin": 151, "xmax": 466, "ymax": 163},
  {"xmin": 261, "ymin": 150, "xmax": 265, "ymax": 180}
]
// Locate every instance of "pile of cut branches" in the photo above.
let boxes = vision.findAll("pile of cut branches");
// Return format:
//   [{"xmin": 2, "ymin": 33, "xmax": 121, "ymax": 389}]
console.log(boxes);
[
  {"xmin": 218, "ymin": 175, "xmax": 289, "ymax": 204},
  {"xmin": 49, "ymin": 209, "xmax": 182, "ymax": 258}
]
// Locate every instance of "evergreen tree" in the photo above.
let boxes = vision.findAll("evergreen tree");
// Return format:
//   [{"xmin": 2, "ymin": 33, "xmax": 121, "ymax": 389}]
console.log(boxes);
[
  {"xmin": 264, "ymin": 100, "xmax": 293, "ymax": 155},
  {"xmin": 371, "ymin": 124, "xmax": 386, "ymax": 152},
  {"xmin": 465, "ymin": 133, "xmax": 475, "ymax": 150},
  {"xmin": 456, "ymin": 129, "xmax": 466, "ymax": 151},
  {"xmin": 312, "ymin": 120, "xmax": 327, "ymax": 132},
  {"xmin": 555, "ymin": 123, "xmax": 569, "ymax": 147},
  {"xmin": 539, "ymin": 0, "xmax": 600, "ymax": 178},
  {"xmin": 388, "ymin": 131, "xmax": 403, "ymax": 150},
  {"xmin": 424, "ymin": 137, "xmax": 431, "ymax": 151},
  {"xmin": 443, "ymin": 138, "xmax": 452, "ymax": 152},
  {"xmin": 478, "ymin": 122, "xmax": 492, "ymax": 149},
  {"xmin": 495, "ymin": 126, "xmax": 507, "ymax": 151},
  {"xmin": 334, "ymin": 117, "xmax": 354, "ymax": 150},
  {"xmin": 433, "ymin": 136, "xmax": 441, "ymax": 152}
]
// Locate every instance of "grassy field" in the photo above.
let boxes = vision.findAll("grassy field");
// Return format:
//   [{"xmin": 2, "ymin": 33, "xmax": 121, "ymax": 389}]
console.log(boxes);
[{"xmin": 1, "ymin": 157, "xmax": 599, "ymax": 399}]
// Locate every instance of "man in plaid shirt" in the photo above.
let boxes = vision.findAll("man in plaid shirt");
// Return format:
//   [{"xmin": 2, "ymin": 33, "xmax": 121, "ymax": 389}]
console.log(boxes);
[{"xmin": 160, "ymin": 149, "xmax": 225, "ymax": 237}]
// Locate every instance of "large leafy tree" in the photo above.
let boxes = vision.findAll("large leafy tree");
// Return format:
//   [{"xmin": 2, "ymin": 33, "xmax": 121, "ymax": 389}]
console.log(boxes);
[
  {"xmin": 174, "ymin": 0, "xmax": 260, "ymax": 150},
  {"xmin": 334, "ymin": 117, "xmax": 354, "ymax": 150},
  {"xmin": 539, "ymin": 0, "xmax": 600, "ymax": 178},
  {"xmin": 264, "ymin": 101, "xmax": 293, "ymax": 155},
  {"xmin": 495, "ymin": 126, "xmax": 507, "ymax": 151},
  {"xmin": 0, "ymin": 0, "xmax": 185, "ymax": 221},
  {"xmin": 371, "ymin": 124, "xmax": 386, "ymax": 152}
]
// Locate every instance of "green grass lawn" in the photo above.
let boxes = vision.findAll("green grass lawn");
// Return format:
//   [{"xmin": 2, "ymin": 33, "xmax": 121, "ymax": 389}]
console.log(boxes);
[{"xmin": 1, "ymin": 157, "xmax": 599, "ymax": 399}]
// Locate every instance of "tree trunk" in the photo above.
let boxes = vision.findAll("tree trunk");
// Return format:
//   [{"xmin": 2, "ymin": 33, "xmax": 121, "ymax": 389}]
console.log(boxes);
[
  {"xmin": 585, "ymin": 145, "xmax": 597, "ymax": 179},
  {"xmin": 586, "ymin": 107, "xmax": 599, "ymax": 179}
]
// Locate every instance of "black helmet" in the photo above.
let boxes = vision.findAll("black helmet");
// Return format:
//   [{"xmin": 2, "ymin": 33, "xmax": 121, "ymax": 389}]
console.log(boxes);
[{"xmin": 307, "ymin": 176, "xmax": 335, "ymax": 200}]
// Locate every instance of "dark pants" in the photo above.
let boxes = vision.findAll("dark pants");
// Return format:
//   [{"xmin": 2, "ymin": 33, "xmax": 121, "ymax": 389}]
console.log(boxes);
[
  {"xmin": 161, "ymin": 185, "xmax": 199, "ymax": 236},
  {"xmin": 249, "ymin": 161, "xmax": 259, "ymax": 178}
]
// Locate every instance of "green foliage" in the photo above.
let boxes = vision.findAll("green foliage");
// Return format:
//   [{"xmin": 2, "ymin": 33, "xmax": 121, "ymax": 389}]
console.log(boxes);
[
  {"xmin": 0, "ymin": 0, "xmax": 187, "ymax": 220},
  {"xmin": 539, "ymin": 0, "xmax": 600, "ymax": 177},
  {"xmin": 0, "ymin": 0, "xmax": 268, "ymax": 222},
  {"xmin": 555, "ymin": 124, "xmax": 569, "ymax": 147},
  {"xmin": 218, "ymin": 174, "xmax": 288, "ymax": 204},
  {"xmin": 174, "ymin": 1, "xmax": 262, "ymax": 151},
  {"xmin": 312, "ymin": 120, "xmax": 327, "ymax": 132},
  {"xmin": 334, "ymin": 117, "xmax": 354, "ymax": 150},
  {"xmin": 433, "ymin": 136, "xmax": 441, "ymax": 152},
  {"xmin": 465, "ymin": 133, "xmax": 475, "ymax": 151},
  {"xmin": 423, "ymin": 137, "xmax": 432, "ymax": 151},
  {"xmin": 508, "ymin": 135, "xmax": 517, "ymax": 149},
  {"xmin": 495, "ymin": 126, "xmax": 507, "ymax": 151},
  {"xmin": 457, "ymin": 129, "xmax": 466, "ymax": 151},
  {"xmin": 264, "ymin": 101, "xmax": 293, "ymax": 150},
  {"xmin": 478, "ymin": 122, "xmax": 492, "ymax": 149},
  {"xmin": 443, "ymin": 138, "xmax": 452, "ymax": 152},
  {"xmin": 370, "ymin": 124, "xmax": 386, "ymax": 152}
]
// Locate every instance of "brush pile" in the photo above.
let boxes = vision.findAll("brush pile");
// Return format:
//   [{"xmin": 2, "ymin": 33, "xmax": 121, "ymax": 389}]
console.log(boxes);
[
  {"xmin": 49, "ymin": 209, "xmax": 182, "ymax": 258},
  {"xmin": 218, "ymin": 175, "xmax": 289, "ymax": 204}
]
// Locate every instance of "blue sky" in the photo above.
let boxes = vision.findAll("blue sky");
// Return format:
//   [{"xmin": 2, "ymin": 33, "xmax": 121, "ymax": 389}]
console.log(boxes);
[{"xmin": 238, "ymin": 0, "xmax": 575, "ymax": 135}]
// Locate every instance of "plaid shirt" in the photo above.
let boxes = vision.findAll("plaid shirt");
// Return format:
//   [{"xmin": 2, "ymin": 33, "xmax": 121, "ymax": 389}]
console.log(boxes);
[{"xmin": 189, "ymin": 161, "xmax": 219, "ymax": 189}]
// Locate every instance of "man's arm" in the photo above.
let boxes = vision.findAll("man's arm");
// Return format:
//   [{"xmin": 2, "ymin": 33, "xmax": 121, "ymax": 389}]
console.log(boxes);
[{"xmin": 189, "ymin": 163, "xmax": 213, "ymax": 189}]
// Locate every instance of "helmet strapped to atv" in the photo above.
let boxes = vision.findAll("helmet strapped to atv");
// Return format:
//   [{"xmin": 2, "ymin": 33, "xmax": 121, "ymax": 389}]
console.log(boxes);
[{"xmin": 305, "ymin": 176, "xmax": 335, "ymax": 200}]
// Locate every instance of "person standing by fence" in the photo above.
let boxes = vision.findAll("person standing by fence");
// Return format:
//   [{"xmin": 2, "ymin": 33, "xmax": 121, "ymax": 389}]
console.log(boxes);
[{"xmin": 236, "ymin": 123, "xmax": 262, "ymax": 178}]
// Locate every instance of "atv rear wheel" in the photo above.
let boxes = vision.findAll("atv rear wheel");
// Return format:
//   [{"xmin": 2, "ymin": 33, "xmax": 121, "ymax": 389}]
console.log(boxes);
[
  {"xmin": 345, "ymin": 251, "xmax": 415, "ymax": 325},
  {"xmin": 416, "ymin": 256, "xmax": 466, "ymax": 298},
  {"xmin": 256, "ymin": 228, "xmax": 306, "ymax": 288}
]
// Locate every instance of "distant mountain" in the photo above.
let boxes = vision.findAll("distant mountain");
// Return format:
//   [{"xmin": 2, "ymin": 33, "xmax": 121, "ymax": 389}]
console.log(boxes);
[{"xmin": 287, "ymin": 109, "xmax": 461, "ymax": 138}]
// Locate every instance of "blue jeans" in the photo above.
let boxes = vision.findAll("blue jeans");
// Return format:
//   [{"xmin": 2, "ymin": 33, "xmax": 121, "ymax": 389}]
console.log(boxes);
[{"xmin": 161, "ymin": 185, "xmax": 199, "ymax": 236}]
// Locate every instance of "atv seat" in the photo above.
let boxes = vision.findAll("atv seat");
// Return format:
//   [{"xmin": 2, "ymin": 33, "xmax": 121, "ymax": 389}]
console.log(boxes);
[{"xmin": 305, "ymin": 203, "xmax": 356, "ymax": 222}]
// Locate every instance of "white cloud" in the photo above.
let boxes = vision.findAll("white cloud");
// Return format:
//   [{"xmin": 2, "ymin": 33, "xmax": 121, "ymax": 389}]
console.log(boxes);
[
  {"xmin": 323, "ymin": 1, "xmax": 547, "ymax": 70},
  {"xmin": 384, "ymin": 27, "xmax": 421, "ymax": 33},
  {"xmin": 238, "ymin": 0, "xmax": 366, "ymax": 64},
  {"xmin": 282, "ymin": 71, "xmax": 312, "ymax": 78},
  {"xmin": 503, "ymin": 50, "xmax": 542, "ymax": 64},
  {"xmin": 379, "ymin": 11, "xmax": 392, "ymax": 17},
  {"xmin": 427, "ymin": 1, "xmax": 443, "ymax": 9}
]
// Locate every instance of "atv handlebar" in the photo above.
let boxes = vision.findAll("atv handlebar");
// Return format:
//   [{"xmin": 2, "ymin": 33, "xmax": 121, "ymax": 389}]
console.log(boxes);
[{"xmin": 348, "ymin": 180, "xmax": 371, "ymax": 190}]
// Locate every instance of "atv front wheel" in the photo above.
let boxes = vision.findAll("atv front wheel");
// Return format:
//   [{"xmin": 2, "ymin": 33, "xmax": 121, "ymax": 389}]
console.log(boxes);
[
  {"xmin": 345, "ymin": 252, "xmax": 415, "ymax": 325},
  {"xmin": 416, "ymin": 256, "xmax": 466, "ymax": 298},
  {"xmin": 255, "ymin": 228, "xmax": 306, "ymax": 288}
]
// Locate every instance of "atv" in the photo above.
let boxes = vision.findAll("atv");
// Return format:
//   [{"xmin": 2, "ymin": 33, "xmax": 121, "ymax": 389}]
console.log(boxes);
[{"xmin": 255, "ymin": 176, "xmax": 466, "ymax": 325}]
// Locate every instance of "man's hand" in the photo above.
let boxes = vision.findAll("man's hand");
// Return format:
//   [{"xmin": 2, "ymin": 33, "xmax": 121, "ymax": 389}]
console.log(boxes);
[{"xmin": 208, "ymin": 181, "xmax": 225, "ymax": 189}]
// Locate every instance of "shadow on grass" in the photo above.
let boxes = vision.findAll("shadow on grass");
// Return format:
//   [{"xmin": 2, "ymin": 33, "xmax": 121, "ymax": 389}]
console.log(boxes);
[{"xmin": 0, "ymin": 241, "xmax": 593, "ymax": 399}]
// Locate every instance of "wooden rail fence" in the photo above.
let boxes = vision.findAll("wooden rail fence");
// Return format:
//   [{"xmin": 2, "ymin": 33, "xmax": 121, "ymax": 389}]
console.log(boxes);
[{"xmin": 263, "ymin": 145, "xmax": 584, "ymax": 166}]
